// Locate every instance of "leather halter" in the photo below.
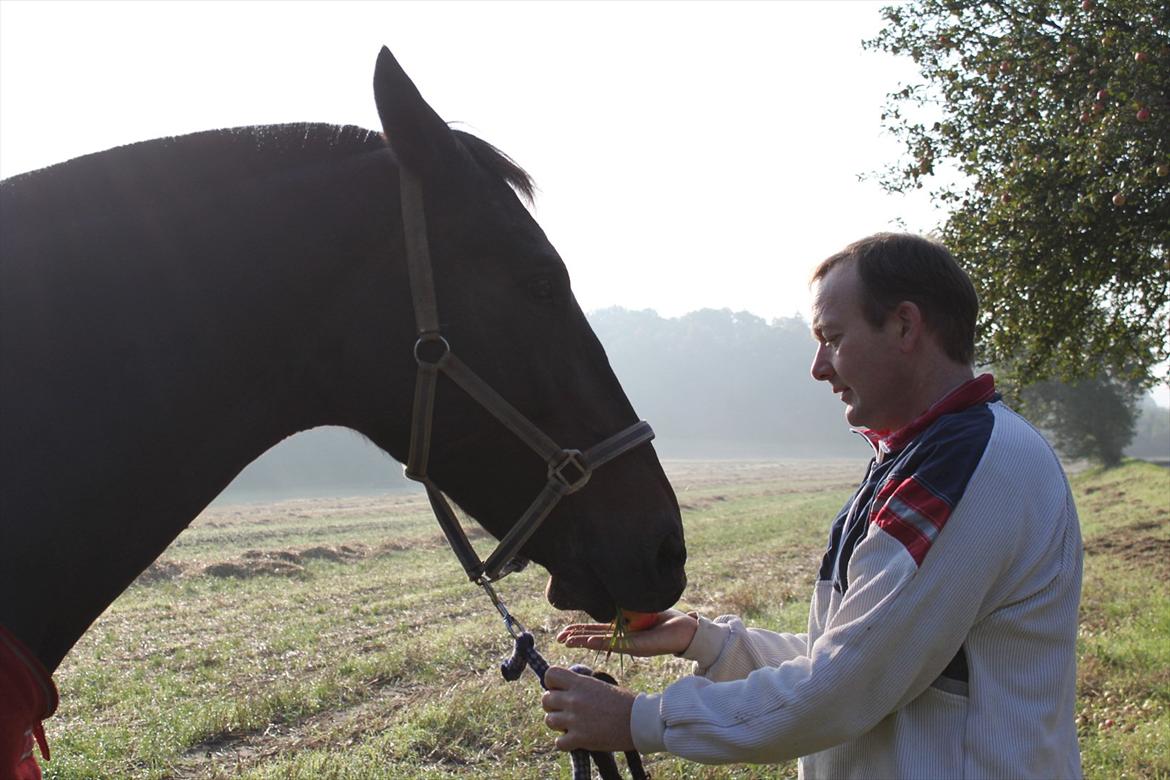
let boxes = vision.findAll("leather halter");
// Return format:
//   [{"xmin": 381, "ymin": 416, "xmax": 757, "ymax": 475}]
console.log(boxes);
[{"xmin": 397, "ymin": 166, "xmax": 656, "ymax": 586}]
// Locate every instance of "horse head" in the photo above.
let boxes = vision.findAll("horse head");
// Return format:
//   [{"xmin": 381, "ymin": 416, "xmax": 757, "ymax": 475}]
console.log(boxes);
[{"xmin": 358, "ymin": 47, "xmax": 686, "ymax": 621}]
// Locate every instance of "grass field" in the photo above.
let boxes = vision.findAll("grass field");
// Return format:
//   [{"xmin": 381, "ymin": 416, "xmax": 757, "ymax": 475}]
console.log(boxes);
[{"xmin": 39, "ymin": 458, "xmax": 1169, "ymax": 779}]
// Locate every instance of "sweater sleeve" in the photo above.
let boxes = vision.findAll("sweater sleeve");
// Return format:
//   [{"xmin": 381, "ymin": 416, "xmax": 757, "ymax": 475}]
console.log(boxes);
[
  {"xmin": 682, "ymin": 614, "xmax": 810, "ymax": 682},
  {"xmin": 630, "ymin": 616, "xmax": 809, "ymax": 754},
  {"xmin": 630, "ymin": 435, "xmax": 1056, "ymax": 763}
]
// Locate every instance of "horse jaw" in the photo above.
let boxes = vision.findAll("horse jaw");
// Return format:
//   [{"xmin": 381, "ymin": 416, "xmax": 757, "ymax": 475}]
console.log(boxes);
[{"xmin": 545, "ymin": 573, "xmax": 617, "ymax": 623}]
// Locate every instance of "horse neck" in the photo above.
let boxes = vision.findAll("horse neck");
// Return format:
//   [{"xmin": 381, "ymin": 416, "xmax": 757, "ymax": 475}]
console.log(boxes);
[{"xmin": 0, "ymin": 145, "xmax": 411, "ymax": 670}]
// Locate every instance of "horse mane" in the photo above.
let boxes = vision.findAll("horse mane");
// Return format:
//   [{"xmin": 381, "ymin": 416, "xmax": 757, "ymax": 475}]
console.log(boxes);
[
  {"xmin": 0, "ymin": 124, "xmax": 383, "ymax": 199},
  {"xmin": 452, "ymin": 129, "xmax": 535, "ymax": 204},
  {"xmin": 2, "ymin": 122, "xmax": 534, "ymax": 206},
  {"xmin": 232, "ymin": 123, "xmax": 387, "ymax": 162}
]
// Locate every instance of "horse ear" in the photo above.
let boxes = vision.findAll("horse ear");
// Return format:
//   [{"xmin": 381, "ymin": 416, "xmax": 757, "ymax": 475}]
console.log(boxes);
[{"xmin": 373, "ymin": 46, "xmax": 458, "ymax": 179}]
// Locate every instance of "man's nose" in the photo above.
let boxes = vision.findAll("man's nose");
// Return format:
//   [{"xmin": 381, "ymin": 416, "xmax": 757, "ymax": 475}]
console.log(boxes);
[{"xmin": 810, "ymin": 344, "xmax": 833, "ymax": 382}]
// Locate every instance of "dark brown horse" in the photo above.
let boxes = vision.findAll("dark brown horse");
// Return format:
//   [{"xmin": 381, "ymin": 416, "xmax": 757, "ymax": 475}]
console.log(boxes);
[{"xmin": 0, "ymin": 47, "xmax": 686, "ymax": 700}]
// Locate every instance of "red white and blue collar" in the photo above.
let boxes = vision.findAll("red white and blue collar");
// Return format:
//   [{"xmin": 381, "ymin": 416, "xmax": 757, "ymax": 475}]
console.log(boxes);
[{"xmin": 858, "ymin": 373, "xmax": 997, "ymax": 459}]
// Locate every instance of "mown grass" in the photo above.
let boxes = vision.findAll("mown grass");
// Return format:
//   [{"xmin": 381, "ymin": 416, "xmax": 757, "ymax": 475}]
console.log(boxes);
[
  {"xmin": 1072, "ymin": 460, "xmax": 1170, "ymax": 780},
  {"xmin": 39, "ymin": 458, "xmax": 1169, "ymax": 779}
]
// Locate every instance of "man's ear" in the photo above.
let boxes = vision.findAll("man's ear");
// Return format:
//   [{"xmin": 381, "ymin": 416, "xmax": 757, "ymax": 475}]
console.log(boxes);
[
  {"xmin": 373, "ymin": 46, "xmax": 458, "ymax": 180},
  {"xmin": 892, "ymin": 300, "xmax": 925, "ymax": 351}
]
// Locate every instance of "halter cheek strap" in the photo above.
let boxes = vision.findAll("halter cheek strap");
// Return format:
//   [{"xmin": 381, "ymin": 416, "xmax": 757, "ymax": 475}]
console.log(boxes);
[
  {"xmin": 396, "ymin": 166, "xmax": 656, "ymax": 585},
  {"xmin": 396, "ymin": 155, "xmax": 652, "ymax": 780}
]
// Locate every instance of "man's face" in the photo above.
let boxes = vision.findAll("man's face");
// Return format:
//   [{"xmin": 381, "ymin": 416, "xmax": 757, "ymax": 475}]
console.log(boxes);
[{"xmin": 809, "ymin": 261, "xmax": 908, "ymax": 431}]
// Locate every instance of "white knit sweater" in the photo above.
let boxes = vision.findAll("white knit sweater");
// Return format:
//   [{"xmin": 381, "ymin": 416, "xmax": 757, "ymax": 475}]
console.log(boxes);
[{"xmin": 631, "ymin": 389, "xmax": 1083, "ymax": 779}]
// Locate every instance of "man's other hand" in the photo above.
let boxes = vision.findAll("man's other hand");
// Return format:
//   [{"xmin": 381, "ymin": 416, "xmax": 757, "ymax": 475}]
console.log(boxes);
[{"xmin": 541, "ymin": 666, "xmax": 637, "ymax": 752}]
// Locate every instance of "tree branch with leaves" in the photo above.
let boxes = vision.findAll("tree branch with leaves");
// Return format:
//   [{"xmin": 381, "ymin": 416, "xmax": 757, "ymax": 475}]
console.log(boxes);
[{"xmin": 867, "ymin": 0, "xmax": 1169, "ymax": 394}]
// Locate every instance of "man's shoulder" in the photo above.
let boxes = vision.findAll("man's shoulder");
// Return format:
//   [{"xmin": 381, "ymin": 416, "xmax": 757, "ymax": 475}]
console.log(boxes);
[
  {"xmin": 921, "ymin": 396, "xmax": 998, "ymax": 446},
  {"xmin": 891, "ymin": 400, "xmax": 997, "ymax": 488},
  {"xmin": 912, "ymin": 398, "xmax": 1057, "ymax": 465},
  {"xmin": 982, "ymin": 401, "xmax": 1065, "ymax": 472},
  {"xmin": 908, "ymin": 400, "xmax": 1069, "ymax": 507},
  {"xmin": 880, "ymin": 402, "xmax": 1073, "ymax": 568},
  {"xmin": 889, "ymin": 399, "xmax": 1066, "ymax": 501}
]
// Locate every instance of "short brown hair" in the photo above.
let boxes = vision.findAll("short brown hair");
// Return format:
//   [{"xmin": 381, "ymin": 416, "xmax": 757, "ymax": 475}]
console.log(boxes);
[{"xmin": 811, "ymin": 233, "xmax": 978, "ymax": 365}]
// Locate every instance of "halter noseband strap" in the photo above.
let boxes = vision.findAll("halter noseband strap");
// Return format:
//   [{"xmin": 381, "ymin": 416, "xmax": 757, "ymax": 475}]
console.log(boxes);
[{"xmin": 397, "ymin": 166, "xmax": 655, "ymax": 584}]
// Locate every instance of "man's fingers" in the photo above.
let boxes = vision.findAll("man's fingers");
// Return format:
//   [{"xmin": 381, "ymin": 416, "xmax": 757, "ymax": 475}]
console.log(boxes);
[
  {"xmin": 557, "ymin": 624, "xmax": 638, "ymax": 652},
  {"xmin": 556, "ymin": 623, "xmax": 613, "ymax": 642},
  {"xmin": 543, "ymin": 665, "xmax": 578, "ymax": 690},
  {"xmin": 546, "ymin": 710, "xmax": 582, "ymax": 751},
  {"xmin": 540, "ymin": 668, "xmax": 636, "ymax": 754},
  {"xmin": 540, "ymin": 677, "xmax": 579, "ymax": 750},
  {"xmin": 560, "ymin": 633, "xmax": 617, "ymax": 650}
]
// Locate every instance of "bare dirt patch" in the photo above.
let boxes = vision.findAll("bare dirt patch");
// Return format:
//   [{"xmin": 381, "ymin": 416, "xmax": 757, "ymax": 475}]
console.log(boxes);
[
  {"xmin": 135, "ymin": 558, "xmax": 191, "ymax": 584},
  {"xmin": 678, "ymin": 494, "xmax": 728, "ymax": 512},
  {"xmin": 203, "ymin": 550, "xmax": 308, "ymax": 579},
  {"xmin": 298, "ymin": 544, "xmax": 368, "ymax": 562},
  {"xmin": 135, "ymin": 527, "xmax": 497, "ymax": 586},
  {"xmin": 1084, "ymin": 521, "xmax": 1170, "ymax": 579}
]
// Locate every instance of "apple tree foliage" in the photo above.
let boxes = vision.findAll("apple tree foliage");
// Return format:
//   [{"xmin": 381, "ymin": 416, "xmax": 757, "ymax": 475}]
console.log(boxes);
[{"xmin": 866, "ymin": 0, "xmax": 1169, "ymax": 393}]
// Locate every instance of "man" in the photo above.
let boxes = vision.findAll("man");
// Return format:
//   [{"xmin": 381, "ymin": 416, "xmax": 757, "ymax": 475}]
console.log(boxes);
[{"xmin": 544, "ymin": 233, "xmax": 1083, "ymax": 778}]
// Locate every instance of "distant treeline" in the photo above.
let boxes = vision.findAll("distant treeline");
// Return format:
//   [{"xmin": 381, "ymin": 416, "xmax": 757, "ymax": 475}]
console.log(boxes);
[
  {"xmin": 588, "ymin": 307, "xmax": 859, "ymax": 457},
  {"xmin": 1128, "ymin": 394, "xmax": 1170, "ymax": 460},
  {"xmin": 218, "ymin": 307, "xmax": 1170, "ymax": 502}
]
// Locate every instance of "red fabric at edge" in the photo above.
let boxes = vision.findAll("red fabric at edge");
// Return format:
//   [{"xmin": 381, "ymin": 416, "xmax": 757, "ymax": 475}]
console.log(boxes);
[{"xmin": 0, "ymin": 625, "xmax": 57, "ymax": 780}]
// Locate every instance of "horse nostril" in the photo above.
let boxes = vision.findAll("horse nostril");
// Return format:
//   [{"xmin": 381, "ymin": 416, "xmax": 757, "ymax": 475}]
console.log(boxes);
[{"xmin": 657, "ymin": 532, "xmax": 687, "ymax": 572}]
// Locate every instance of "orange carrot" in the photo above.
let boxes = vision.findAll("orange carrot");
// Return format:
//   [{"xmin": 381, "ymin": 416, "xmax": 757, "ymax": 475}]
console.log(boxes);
[{"xmin": 620, "ymin": 610, "xmax": 658, "ymax": 632}]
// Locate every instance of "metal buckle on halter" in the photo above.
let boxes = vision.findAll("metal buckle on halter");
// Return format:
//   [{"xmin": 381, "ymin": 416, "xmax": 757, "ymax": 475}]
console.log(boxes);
[
  {"xmin": 413, "ymin": 333, "xmax": 450, "ymax": 365},
  {"xmin": 548, "ymin": 449, "xmax": 591, "ymax": 493},
  {"xmin": 478, "ymin": 577, "xmax": 526, "ymax": 638}
]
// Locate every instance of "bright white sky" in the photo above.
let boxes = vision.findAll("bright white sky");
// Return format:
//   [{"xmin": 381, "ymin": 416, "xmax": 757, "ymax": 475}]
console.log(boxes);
[
  {"xmin": 0, "ymin": 0, "xmax": 939, "ymax": 319},
  {"xmin": 2, "ymin": 0, "xmax": 1166, "ymax": 403}
]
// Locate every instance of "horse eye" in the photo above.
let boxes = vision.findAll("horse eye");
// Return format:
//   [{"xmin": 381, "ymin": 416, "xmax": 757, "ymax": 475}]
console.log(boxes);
[{"xmin": 528, "ymin": 276, "xmax": 557, "ymax": 301}]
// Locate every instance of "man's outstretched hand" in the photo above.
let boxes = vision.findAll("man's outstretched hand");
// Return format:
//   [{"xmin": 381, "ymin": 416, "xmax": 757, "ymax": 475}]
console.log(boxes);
[{"xmin": 556, "ymin": 609, "xmax": 698, "ymax": 657}]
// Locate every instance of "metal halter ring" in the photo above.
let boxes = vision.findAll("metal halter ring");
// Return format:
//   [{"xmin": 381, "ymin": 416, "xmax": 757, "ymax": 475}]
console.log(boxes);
[
  {"xmin": 549, "ymin": 449, "xmax": 591, "ymax": 493},
  {"xmin": 413, "ymin": 334, "xmax": 451, "ymax": 365}
]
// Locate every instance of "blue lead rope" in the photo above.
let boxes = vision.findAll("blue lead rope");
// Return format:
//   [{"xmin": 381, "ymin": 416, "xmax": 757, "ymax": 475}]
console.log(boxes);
[{"xmin": 501, "ymin": 631, "xmax": 648, "ymax": 780}]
